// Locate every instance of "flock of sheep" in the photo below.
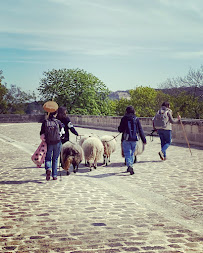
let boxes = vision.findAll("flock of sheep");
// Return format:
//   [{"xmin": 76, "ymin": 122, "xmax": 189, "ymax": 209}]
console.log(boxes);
[
  {"xmin": 60, "ymin": 133, "xmax": 144, "ymax": 175},
  {"xmin": 60, "ymin": 134, "xmax": 117, "ymax": 175}
]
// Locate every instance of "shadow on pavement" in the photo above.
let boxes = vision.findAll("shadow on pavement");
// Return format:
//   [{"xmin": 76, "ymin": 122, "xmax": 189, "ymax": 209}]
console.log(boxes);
[
  {"xmin": 137, "ymin": 160, "xmax": 163, "ymax": 163},
  {"xmin": 0, "ymin": 180, "xmax": 44, "ymax": 185},
  {"xmin": 79, "ymin": 172, "xmax": 120, "ymax": 178},
  {"xmin": 12, "ymin": 166, "xmax": 43, "ymax": 170}
]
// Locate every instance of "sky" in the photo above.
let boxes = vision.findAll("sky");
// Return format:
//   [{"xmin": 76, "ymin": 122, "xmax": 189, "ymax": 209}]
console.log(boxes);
[{"xmin": 0, "ymin": 0, "xmax": 203, "ymax": 95}]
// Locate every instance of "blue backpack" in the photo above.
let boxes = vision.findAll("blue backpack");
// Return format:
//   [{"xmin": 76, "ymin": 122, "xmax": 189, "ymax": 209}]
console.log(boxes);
[{"xmin": 123, "ymin": 117, "xmax": 138, "ymax": 141}]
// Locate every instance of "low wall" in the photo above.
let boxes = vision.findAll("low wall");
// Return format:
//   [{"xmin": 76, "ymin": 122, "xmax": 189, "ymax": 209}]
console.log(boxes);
[
  {"xmin": 0, "ymin": 114, "xmax": 44, "ymax": 123},
  {"xmin": 0, "ymin": 114, "xmax": 202, "ymax": 147}
]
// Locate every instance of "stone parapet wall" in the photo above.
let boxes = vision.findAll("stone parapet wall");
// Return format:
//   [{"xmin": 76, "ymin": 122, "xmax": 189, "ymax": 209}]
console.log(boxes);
[
  {"xmin": 0, "ymin": 114, "xmax": 202, "ymax": 147},
  {"xmin": 68, "ymin": 115, "xmax": 203, "ymax": 147},
  {"xmin": 171, "ymin": 120, "xmax": 203, "ymax": 147},
  {"xmin": 0, "ymin": 114, "xmax": 44, "ymax": 123}
]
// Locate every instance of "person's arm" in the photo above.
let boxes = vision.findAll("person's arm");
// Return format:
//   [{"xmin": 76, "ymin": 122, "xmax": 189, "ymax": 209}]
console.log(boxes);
[
  {"xmin": 118, "ymin": 117, "xmax": 125, "ymax": 133},
  {"xmin": 40, "ymin": 121, "xmax": 45, "ymax": 136},
  {"xmin": 168, "ymin": 110, "xmax": 180, "ymax": 124},
  {"xmin": 69, "ymin": 123, "xmax": 79, "ymax": 136},
  {"xmin": 65, "ymin": 117, "xmax": 78, "ymax": 136}
]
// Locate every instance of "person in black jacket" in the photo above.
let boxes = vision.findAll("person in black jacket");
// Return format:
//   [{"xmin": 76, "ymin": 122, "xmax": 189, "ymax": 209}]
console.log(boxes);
[
  {"xmin": 118, "ymin": 106, "xmax": 146, "ymax": 175},
  {"xmin": 56, "ymin": 107, "xmax": 79, "ymax": 144}
]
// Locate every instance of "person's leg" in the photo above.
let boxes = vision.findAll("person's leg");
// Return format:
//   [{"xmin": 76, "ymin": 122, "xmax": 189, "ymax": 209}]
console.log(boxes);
[
  {"xmin": 158, "ymin": 129, "xmax": 165, "ymax": 160},
  {"xmin": 158, "ymin": 129, "xmax": 165, "ymax": 149},
  {"xmin": 122, "ymin": 140, "xmax": 132, "ymax": 167},
  {"xmin": 128, "ymin": 141, "xmax": 136, "ymax": 174},
  {"xmin": 130, "ymin": 141, "xmax": 137, "ymax": 165},
  {"xmin": 161, "ymin": 130, "xmax": 172, "ymax": 158},
  {"xmin": 52, "ymin": 142, "xmax": 62, "ymax": 179},
  {"xmin": 122, "ymin": 141, "xmax": 135, "ymax": 175},
  {"xmin": 45, "ymin": 144, "xmax": 54, "ymax": 180}
]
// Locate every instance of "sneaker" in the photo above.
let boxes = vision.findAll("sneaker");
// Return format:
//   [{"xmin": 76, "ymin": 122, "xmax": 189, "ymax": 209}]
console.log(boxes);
[
  {"xmin": 53, "ymin": 177, "xmax": 57, "ymax": 180},
  {"xmin": 46, "ymin": 170, "xmax": 51, "ymax": 181},
  {"xmin": 128, "ymin": 166, "xmax": 134, "ymax": 175},
  {"xmin": 158, "ymin": 151, "xmax": 164, "ymax": 161},
  {"xmin": 164, "ymin": 157, "xmax": 167, "ymax": 161}
]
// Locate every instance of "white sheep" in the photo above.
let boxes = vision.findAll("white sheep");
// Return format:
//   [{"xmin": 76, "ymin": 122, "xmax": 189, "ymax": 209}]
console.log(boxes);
[
  {"xmin": 100, "ymin": 135, "xmax": 117, "ymax": 166},
  {"xmin": 79, "ymin": 134, "xmax": 91, "ymax": 146},
  {"xmin": 82, "ymin": 136, "xmax": 104, "ymax": 171},
  {"xmin": 61, "ymin": 142, "xmax": 83, "ymax": 175},
  {"xmin": 79, "ymin": 135, "xmax": 92, "ymax": 166}
]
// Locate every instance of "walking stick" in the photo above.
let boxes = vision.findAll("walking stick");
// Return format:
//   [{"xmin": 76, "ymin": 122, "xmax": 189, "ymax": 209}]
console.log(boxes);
[
  {"xmin": 178, "ymin": 113, "xmax": 192, "ymax": 156},
  {"xmin": 59, "ymin": 154, "xmax": 62, "ymax": 181}
]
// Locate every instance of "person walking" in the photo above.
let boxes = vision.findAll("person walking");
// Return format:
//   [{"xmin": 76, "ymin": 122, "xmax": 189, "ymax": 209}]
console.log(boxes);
[
  {"xmin": 153, "ymin": 101, "xmax": 181, "ymax": 161},
  {"xmin": 118, "ymin": 105, "xmax": 146, "ymax": 175},
  {"xmin": 56, "ymin": 106, "xmax": 79, "ymax": 144},
  {"xmin": 40, "ymin": 110, "xmax": 64, "ymax": 181}
]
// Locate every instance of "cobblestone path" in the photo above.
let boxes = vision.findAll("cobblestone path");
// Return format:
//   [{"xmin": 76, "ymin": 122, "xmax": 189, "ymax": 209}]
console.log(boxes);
[{"xmin": 0, "ymin": 123, "xmax": 202, "ymax": 253}]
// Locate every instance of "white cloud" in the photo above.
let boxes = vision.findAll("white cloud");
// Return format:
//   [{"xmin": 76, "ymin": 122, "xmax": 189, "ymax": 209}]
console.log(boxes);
[
  {"xmin": 170, "ymin": 51, "xmax": 203, "ymax": 59},
  {"xmin": 0, "ymin": 0, "xmax": 203, "ymax": 92}
]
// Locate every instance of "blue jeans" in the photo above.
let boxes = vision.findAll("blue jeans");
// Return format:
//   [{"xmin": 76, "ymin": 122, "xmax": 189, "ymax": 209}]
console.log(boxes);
[
  {"xmin": 45, "ymin": 142, "xmax": 62, "ymax": 177},
  {"xmin": 157, "ymin": 129, "xmax": 172, "ymax": 158},
  {"xmin": 122, "ymin": 140, "xmax": 137, "ymax": 167}
]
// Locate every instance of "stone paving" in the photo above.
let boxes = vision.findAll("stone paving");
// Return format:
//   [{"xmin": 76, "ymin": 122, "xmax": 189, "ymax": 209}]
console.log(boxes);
[{"xmin": 0, "ymin": 122, "xmax": 203, "ymax": 253}]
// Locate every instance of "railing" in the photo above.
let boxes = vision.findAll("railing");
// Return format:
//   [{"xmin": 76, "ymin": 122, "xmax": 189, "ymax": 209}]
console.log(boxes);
[{"xmin": 0, "ymin": 114, "xmax": 202, "ymax": 147}]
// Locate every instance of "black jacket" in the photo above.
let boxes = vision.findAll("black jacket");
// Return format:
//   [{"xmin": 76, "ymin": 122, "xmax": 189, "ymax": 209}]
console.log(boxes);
[
  {"xmin": 59, "ymin": 116, "xmax": 78, "ymax": 144},
  {"xmin": 118, "ymin": 113, "xmax": 146, "ymax": 144}
]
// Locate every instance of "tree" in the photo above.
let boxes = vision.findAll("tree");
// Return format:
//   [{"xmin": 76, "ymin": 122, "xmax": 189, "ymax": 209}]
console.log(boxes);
[
  {"xmin": 114, "ymin": 87, "xmax": 171, "ymax": 117},
  {"xmin": 0, "ymin": 71, "xmax": 8, "ymax": 113},
  {"xmin": 38, "ymin": 68, "xmax": 112, "ymax": 115},
  {"xmin": 170, "ymin": 91, "xmax": 203, "ymax": 119},
  {"xmin": 114, "ymin": 98, "xmax": 130, "ymax": 116},
  {"xmin": 130, "ymin": 86, "xmax": 158, "ymax": 117},
  {"xmin": 0, "ymin": 69, "xmax": 37, "ymax": 114},
  {"xmin": 5, "ymin": 85, "xmax": 37, "ymax": 114},
  {"xmin": 160, "ymin": 65, "xmax": 203, "ymax": 118}
]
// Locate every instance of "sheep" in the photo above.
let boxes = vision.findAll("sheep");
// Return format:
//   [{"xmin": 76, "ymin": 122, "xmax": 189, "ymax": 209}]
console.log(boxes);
[
  {"xmin": 60, "ymin": 142, "xmax": 83, "ymax": 175},
  {"xmin": 79, "ymin": 134, "xmax": 99, "ymax": 166},
  {"xmin": 79, "ymin": 134, "xmax": 93, "ymax": 147},
  {"xmin": 100, "ymin": 135, "xmax": 117, "ymax": 166},
  {"xmin": 82, "ymin": 136, "xmax": 104, "ymax": 171},
  {"xmin": 79, "ymin": 135, "xmax": 92, "ymax": 166}
]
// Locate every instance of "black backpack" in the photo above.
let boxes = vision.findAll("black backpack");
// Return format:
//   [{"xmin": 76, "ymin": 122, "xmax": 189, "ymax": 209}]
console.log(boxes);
[
  {"xmin": 123, "ymin": 117, "xmax": 138, "ymax": 141},
  {"xmin": 44, "ymin": 119, "xmax": 61, "ymax": 144}
]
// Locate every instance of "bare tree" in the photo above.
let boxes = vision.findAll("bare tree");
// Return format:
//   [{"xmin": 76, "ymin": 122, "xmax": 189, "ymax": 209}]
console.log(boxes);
[
  {"xmin": 160, "ymin": 65, "xmax": 203, "ymax": 97},
  {"xmin": 159, "ymin": 66, "xmax": 203, "ymax": 118}
]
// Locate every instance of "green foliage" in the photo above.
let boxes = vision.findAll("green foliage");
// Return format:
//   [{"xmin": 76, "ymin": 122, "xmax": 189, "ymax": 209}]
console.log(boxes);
[
  {"xmin": 170, "ymin": 91, "xmax": 203, "ymax": 119},
  {"xmin": 1, "ymin": 66, "xmax": 202, "ymax": 118},
  {"xmin": 129, "ymin": 87, "xmax": 157, "ymax": 116},
  {"xmin": 0, "ymin": 71, "xmax": 7, "ymax": 113},
  {"xmin": 0, "ymin": 82, "xmax": 8, "ymax": 113},
  {"xmin": 154, "ymin": 90, "xmax": 171, "ymax": 111},
  {"xmin": 0, "ymin": 70, "xmax": 37, "ymax": 114},
  {"xmin": 38, "ymin": 68, "xmax": 112, "ymax": 115},
  {"xmin": 107, "ymin": 100, "xmax": 117, "ymax": 116},
  {"xmin": 114, "ymin": 98, "xmax": 130, "ymax": 116},
  {"xmin": 114, "ymin": 87, "xmax": 172, "ymax": 117}
]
